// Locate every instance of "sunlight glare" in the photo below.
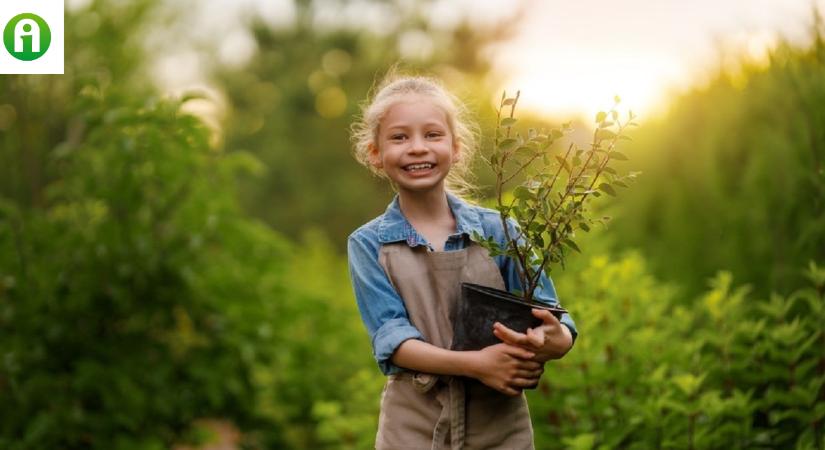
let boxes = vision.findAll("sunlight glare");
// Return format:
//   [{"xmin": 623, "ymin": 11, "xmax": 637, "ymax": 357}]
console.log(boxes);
[{"xmin": 497, "ymin": 50, "xmax": 681, "ymax": 123}]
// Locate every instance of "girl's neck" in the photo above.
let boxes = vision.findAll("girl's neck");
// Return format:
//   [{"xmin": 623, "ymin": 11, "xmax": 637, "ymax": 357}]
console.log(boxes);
[{"xmin": 397, "ymin": 187, "xmax": 452, "ymax": 224}]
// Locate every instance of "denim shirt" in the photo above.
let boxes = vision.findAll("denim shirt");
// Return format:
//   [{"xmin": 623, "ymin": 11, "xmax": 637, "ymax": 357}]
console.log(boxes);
[{"xmin": 347, "ymin": 192, "xmax": 578, "ymax": 375}]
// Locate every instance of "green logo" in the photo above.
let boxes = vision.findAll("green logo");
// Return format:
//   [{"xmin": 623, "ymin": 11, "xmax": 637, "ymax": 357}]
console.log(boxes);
[{"xmin": 3, "ymin": 13, "xmax": 51, "ymax": 61}]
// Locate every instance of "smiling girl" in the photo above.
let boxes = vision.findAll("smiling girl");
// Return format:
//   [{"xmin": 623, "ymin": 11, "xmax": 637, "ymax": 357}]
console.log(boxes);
[{"xmin": 347, "ymin": 72, "xmax": 578, "ymax": 449}]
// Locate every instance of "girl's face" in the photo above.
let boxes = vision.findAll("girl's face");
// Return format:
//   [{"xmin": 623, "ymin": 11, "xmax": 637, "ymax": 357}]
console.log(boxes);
[{"xmin": 369, "ymin": 95, "xmax": 460, "ymax": 196}]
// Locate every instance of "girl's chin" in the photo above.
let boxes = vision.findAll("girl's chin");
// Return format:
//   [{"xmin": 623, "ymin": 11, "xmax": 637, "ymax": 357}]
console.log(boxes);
[{"xmin": 394, "ymin": 174, "xmax": 446, "ymax": 190}]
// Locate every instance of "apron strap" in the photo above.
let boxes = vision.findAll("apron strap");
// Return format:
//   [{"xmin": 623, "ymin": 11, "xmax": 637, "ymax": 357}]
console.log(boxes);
[{"xmin": 431, "ymin": 376, "xmax": 466, "ymax": 450}]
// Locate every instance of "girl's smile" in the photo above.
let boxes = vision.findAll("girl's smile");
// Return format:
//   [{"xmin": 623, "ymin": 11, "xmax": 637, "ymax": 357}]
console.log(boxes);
[{"xmin": 402, "ymin": 162, "xmax": 436, "ymax": 175}]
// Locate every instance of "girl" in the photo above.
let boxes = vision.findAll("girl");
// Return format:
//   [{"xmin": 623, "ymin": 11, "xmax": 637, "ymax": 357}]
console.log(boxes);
[{"xmin": 347, "ymin": 73, "xmax": 578, "ymax": 450}]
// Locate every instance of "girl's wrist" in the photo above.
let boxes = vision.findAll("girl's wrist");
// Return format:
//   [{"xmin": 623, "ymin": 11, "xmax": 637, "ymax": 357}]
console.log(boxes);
[{"xmin": 457, "ymin": 350, "xmax": 481, "ymax": 378}]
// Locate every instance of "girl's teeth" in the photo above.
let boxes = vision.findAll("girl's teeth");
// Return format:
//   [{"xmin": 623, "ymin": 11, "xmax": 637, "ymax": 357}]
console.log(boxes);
[{"xmin": 406, "ymin": 164, "xmax": 433, "ymax": 171}]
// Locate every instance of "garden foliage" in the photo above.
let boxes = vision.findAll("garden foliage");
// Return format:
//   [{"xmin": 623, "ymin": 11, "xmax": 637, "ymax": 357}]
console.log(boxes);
[
  {"xmin": 530, "ymin": 254, "xmax": 825, "ymax": 450},
  {"xmin": 608, "ymin": 23, "xmax": 825, "ymax": 297}
]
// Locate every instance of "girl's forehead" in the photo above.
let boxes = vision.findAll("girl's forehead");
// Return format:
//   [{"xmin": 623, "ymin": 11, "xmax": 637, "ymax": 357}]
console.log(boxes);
[{"xmin": 381, "ymin": 95, "xmax": 451, "ymax": 129}]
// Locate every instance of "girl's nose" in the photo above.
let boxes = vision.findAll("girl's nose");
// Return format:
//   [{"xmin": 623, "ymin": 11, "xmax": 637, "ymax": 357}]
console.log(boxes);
[{"xmin": 409, "ymin": 135, "xmax": 428, "ymax": 152}]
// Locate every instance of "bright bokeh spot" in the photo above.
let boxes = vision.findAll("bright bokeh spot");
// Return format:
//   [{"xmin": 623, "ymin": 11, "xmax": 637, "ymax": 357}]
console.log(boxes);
[{"xmin": 315, "ymin": 86, "xmax": 347, "ymax": 118}]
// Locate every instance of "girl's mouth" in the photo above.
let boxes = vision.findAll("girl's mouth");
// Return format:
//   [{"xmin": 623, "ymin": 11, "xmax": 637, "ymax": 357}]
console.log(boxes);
[{"xmin": 403, "ymin": 163, "xmax": 435, "ymax": 172}]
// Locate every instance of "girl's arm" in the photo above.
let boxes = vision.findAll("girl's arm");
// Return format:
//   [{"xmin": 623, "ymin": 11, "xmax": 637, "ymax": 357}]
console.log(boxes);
[
  {"xmin": 348, "ymin": 232, "xmax": 426, "ymax": 375},
  {"xmin": 391, "ymin": 339, "xmax": 544, "ymax": 396}
]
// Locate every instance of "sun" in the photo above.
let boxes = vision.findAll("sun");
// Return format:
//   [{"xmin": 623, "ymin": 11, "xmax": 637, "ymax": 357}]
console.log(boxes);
[{"xmin": 495, "ymin": 49, "xmax": 683, "ymax": 124}]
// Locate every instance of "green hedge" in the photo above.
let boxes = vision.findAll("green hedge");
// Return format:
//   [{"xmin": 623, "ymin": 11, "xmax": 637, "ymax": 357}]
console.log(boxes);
[
  {"xmin": 607, "ymin": 24, "xmax": 825, "ymax": 297},
  {"xmin": 530, "ymin": 253, "xmax": 825, "ymax": 449},
  {"xmin": 0, "ymin": 92, "xmax": 290, "ymax": 449}
]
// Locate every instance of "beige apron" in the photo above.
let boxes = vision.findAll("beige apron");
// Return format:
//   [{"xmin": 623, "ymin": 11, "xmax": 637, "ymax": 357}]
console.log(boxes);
[{"xmin": 375, "ymin": 240, "xmax": 534, "ymax": 450}]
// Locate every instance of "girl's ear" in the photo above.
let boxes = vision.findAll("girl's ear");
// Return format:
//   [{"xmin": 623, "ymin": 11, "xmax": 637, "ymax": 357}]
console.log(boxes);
[
  {"xmin": 367, "ymin": 143, "xmax": 383, "ymax": 169},
  {"xmin": 452, "ymin": 137, "xmax": 462, "ymax": 162}
]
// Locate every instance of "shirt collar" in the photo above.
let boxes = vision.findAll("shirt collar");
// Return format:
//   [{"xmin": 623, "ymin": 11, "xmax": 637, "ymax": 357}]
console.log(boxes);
[{"xmin": 377, "ymin": 191, "xmax": 484, "ymax": 246}]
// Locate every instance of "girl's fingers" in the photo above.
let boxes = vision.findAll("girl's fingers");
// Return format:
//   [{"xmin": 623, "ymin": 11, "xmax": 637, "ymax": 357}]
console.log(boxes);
[
  {"xmin": 515, "ymin": 360, "xmax": 542, "ymax": 371},
  {"xmin": 509, "ymin": 377, "xmax": 540, "ymax": 389},
  {"xmin": 525, "ymin": 327, "xmax": 545, "ymax": 347},
  {"xmin": 493, "ymin": 322, "xmax": 528, "ymax": 346},
  {"xmin": 500, "ymin": 343, "xmax": 535, "ymax": 360},
  {"xmin": 517, "ymin": 367, "xmax": 544, "ymax": 378},
  {"xmin": 495, "ymin": 322, "xmax": 546, "ymax": 349},
  {"xmin": 500, "ymin": 386, "xmax": 522, "ymax": 397},
  {"xmin": 532, "ymin": 308, "xmax": 561, "ymax": 326},
  {"xmin": 492, "ymin": 327, "xmax": 513, "ymax": 345}
]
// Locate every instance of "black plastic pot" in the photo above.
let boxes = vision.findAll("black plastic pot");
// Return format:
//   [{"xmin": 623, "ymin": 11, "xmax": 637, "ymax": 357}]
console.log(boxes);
[{"xmin": 451, "ymin": 282, "xmax": 568, "ymax": 352}]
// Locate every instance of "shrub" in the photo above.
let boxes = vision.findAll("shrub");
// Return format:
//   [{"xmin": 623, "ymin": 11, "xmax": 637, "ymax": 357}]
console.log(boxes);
[{"xmin": 529, "ymin": 254, "xmax": 825, "ymax": 449}]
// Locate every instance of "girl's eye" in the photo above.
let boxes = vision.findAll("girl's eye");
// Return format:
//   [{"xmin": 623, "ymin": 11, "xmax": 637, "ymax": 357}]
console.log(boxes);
[
  {"xmin": 390, "ymin": 134, "xmax": 407, "ymax": 141},
  {"xmin": 426, "ymin": 132, "xmax": 443, "ymax": 138}
]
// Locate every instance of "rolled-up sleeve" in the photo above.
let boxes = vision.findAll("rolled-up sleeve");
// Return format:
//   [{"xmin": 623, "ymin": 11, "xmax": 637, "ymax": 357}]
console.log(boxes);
[
  {"xmin": 347, "ymin": 232, "xmax": 424, "ymax": 375},
  {"xmin": 497, "ymin": 218, "xmax": 579, "ymax": 344}
]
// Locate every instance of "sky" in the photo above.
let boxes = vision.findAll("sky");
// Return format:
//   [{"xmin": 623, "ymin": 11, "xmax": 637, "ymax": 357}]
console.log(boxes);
[
  {"xmin": 71, "ymin": 0, "xmax": 824, "ymax": 122},
  {"xmin": 489, "ymin": 0, "xmax": 824, "ymax": 120}
]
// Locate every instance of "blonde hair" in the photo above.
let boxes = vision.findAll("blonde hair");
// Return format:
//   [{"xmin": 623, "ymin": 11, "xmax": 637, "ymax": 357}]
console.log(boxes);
[{"xmin": 350, "ymin": 69, "xmax": 479, "ymax": 199}]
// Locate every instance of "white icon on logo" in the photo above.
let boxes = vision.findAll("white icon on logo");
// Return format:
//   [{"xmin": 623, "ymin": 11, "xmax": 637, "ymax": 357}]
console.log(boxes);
[{"xmin": 13, "ymin": 18, "xmax": 40, "ymax": 53}]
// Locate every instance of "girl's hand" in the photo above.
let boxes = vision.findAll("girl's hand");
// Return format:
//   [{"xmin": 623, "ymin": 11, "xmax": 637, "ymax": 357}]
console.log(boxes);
[
  {"xmin": 493, "ymin": 308, "xmax": 573, "ymax": 363},
  {"xmin": 468, "ymin": 343, "xmax": 545, "ymax": 396}
]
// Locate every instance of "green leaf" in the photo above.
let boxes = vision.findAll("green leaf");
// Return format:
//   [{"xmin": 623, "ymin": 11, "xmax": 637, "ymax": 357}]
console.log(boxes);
[
  {"xmin": 514, "ymin": 186, "xmax": 531, "ymax": 200},
  {"xmin": 498, "ymin": 138, "xmax": 518, "ymax": 152},
  {"xmin": 673, "ymin": 373, "xmax": 705, "ymax": 396},
  {"xmin": 515, "ymin": 146, "xmax": 534, "ymax": 158},
  {"xmin": 609, "ymin": 151, "xmax": 629, "ymax": 161},
  {"xmin": 500, "ymin": 117, "xmax": 518, "ymax": 127},
  {"xmin": 599, "ymin": 183, "xmax": 616, "ymax": 196},
  {"xmin": 529, "ymin": 221, "xmax": 546, "ymax": 234},
  {"xmin": 563, "ymin": 238, "xmax": 581, "ymax": 253},
  {"xmin": 595, "ymin": 111, "xmax": 607, "ymax": 123}
]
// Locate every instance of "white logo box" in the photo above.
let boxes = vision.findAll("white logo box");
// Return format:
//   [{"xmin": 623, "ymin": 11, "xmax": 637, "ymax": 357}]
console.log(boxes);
[{"xmin": 0, "ymin": 0, "xmax": 64, "ymax": 74}]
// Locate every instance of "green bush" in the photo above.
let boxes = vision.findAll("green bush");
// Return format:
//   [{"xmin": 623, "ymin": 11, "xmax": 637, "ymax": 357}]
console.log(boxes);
[
  {"xmin": 251, "ymin": 229, "xmax": 383, "ymax": 450},
  {"xmin": 530, "ymin": 253, "xmax": 825, "ymax": 449},
  {"xmin": 607, "ymin": 21, "xmax": 825, "ymax": 297},
  {"xmin": 0, "ymin": 91, "xmax": 291, "ymax": 449}
]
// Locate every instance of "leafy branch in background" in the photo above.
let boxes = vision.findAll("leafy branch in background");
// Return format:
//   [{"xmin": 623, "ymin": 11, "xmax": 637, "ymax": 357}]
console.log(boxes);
[{"xmin": 473, "ymin": 91, "xmax": 639, "ymax": 302}]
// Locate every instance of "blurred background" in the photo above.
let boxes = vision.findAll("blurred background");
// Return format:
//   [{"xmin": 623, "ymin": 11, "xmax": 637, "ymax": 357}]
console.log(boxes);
[{"xmin": 1, "ymin": 0, "xmax": 824, "ymax": 448}]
